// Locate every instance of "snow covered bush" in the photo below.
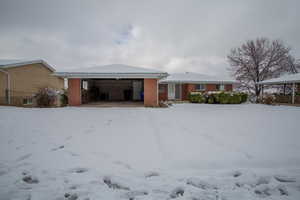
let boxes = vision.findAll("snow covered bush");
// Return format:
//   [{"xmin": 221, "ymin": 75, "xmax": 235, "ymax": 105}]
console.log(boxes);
[
  {"xmin": 219, "ymin": 92, "xmax": 231, "ymax": 104},
  {"xmin": 35, "ymin": 88, "xmax": 58, "ymax": 107},
  {"xmin": 239, "ymin": 92, "xmax": 248, "ymax": 103},
  {"xmin": 229, "ymin": 93, "xmax": 242, "ymax": 104},
  {"xmin": 189, "ymin": 92, "xmax": 205, "ymax": 103},
  {"xmin": 262, "ymin": 95, "xmax": 275, "ymax": 105},
  {"xmin": 189, "ymin": 91, "xmax": 247, "ymax": 104},
  {"xmin": 60, "ymin": 89, "xmax": 68, "ymax": 106}
]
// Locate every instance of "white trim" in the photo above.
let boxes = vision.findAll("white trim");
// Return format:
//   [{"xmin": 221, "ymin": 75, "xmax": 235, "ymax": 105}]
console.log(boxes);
[
  {"xmin": 156, "ymin": 79, "xmax": 159, "ymax": 105},
  {"xmin": 168, "ymin": 83, "xmax": 176, "ymax": 100},
  {"xmin": 0, "ymin": 60, "xmax": 55, "ymax": 72},
  {"xmin": 0, "ymin": 69, "xmax": 10, "ymax": 104},
  {"xmin": 159, "ymin": 80, "xmax": 237, "ymax": 84},
  {"xmin": 195, "ymin": 84, "xmax": 206, "ymax": 91},
  {"xmin": 292, "ymin": 83, "xmax": 295, "ymax": 104},
  {"xmin": 54, "ymin": 72, "xmax": 167, "ymax": 79}
]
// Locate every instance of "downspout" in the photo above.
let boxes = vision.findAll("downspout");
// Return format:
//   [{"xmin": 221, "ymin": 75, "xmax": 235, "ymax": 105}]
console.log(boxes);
[
  {"xmin": 292, "ymin": 82, "xmax": 295, "ymax": 104},
  {"xmin": 0, "ymin": 69, "xmax": 10, "ymax": 104}
]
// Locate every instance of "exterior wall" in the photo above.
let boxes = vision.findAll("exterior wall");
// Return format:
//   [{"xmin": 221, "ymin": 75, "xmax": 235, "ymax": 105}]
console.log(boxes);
[
  {"xmin": 144, "ymin": 79, "xmax": 158, "ymax": 107},
  {"xmin": 0, "ymin": 63, "xmax": 64, "ymax": 105},
  {"xmin": 68, "ymin": 79, "xmax": 82, "ymax": 106},
  {"xmin": 159, "ymin": 83, "xmax": 234, "ymax": 101},
  {"xmin": 181, "ymin": 84, "xmax": 189, "ymax": 100},
  {"xmin": 225, "ymin": 84, "xmax": 233, "ymax": 91},
  {"xmin": 205, "ymin": 84, "xmax": 217, "ymax": 91},
  {"xmin": 159, "ymin": 84, "xmax": 168, "ymax": 101},
  {"xmin": 186, "ymin": 84, "xmax": 196, "ymax": 94}
]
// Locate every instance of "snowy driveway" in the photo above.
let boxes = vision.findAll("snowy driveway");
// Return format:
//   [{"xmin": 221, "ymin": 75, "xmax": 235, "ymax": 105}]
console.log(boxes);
[{"xmin": 0, "ymin": 104, "xmax": 300, "ymax": 199}]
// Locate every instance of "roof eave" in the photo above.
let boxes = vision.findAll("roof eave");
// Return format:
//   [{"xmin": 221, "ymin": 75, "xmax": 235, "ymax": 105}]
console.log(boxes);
[
  {"xmin": 257, "ymin": 80, "xmax": 300, "ymax": 85},
  {"xmin": 53, "ymin": 72, "xmax": 168, "ymax": 79},
  {"xmin": 0, "ymin": 60, "xmax": 55, "ymax": 72},
  {"xmin": 159, "ymin": 80, "xmax": 237, "ymax": 84}
]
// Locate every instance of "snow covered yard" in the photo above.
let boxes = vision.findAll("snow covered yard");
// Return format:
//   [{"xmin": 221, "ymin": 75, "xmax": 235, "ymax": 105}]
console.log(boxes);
[{"xmin": 0, "ymin": 104, "xmax": 300, "ymax": 200}]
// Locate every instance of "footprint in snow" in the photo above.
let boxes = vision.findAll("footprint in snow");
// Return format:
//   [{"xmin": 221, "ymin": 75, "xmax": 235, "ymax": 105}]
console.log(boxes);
[
  {"xmin": 170, "ymin": 187, "xmax": 184, "ymax": 198},
  {"xmin": 84, "ymin": 129, "xmax": 94, "ymax": 134},
  {"xmin": 103, "ymin": 176, "xmax": 130, "ymax": 190},
  {"xmin": 105, "ymin": 120, "xmax": 112, "ymax": 125},
  {"xmin": 65, "ymin": 136, "xmax": 72, "ymax": 141},
  {"xmin": 274, "ymin": 175, "xmax": 296, "ymax": 183},
  {"xmin": 69, "ymin": 167, "xmax": 88, "ymax": 174},
  {"xmin": 145, "ymin": 171, "xmax": 160, "ymax": 178},
  {"xmin": 51, "ymin": 145, "xmax": 65, "ymax": 151},
  {"xmin": 121, "ymin": 190, "xmax": 148, "ymax": 199},
  {"xmin": 113, "ymin": 161, "xmax": 132, "ymax": 170},
  {"xmin": 16, "ymin": 154, "xmax": 32, "ymax": 162}
]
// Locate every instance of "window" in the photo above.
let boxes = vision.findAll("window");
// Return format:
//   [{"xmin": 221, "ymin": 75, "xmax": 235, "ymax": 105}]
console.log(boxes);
[
  {"xmin": 195, "ymin": 84, "xmax": 205, "ymax": 91},
  {"xmin": 159, "ymin": 84, "xmax": 166, "ymax": 93},
  {"xmin": 216, "ymin": 84, "xmax": 225, "ymax": 91},
  {"xmin": 23, "ymin": 97, "xmax": 33, "ymax": 105},
  {"xmin": 82, "ymin": 81, "xmax": 88, "ymax": 90},
  {"xmin": 220, "ymin": 84, "xmax": 225, "ymax": 91}
]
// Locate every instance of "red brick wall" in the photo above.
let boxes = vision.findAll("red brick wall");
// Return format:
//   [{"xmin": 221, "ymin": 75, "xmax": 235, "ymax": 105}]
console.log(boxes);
[
  {"xmin": 181, "ymin": 84, "xmax": 189, "ymax": 100},
  {"xmin": 187, "ymin": 84, "xmax": 195, "ymax": 93},
  {"xmin": 158, "ymin": 83, "xmax": 234, "ymax": 101},
  {"xmin": 144, "ymin": 79, "xmax": 158, "ymax": 107},
  {"xmin": 159, "ymin": 84, "xmax": 168, "ymax": 101},
  {"xmin": 205, "ymin": 84, "xmax": 216, "ymax": 91},
  {"xmin": 68, "ymin": 79, "xmax": 81, "ymax": 106},
  {"xmin": 225, "ymin": 84, "xmax": 233, "ymax": 91}
]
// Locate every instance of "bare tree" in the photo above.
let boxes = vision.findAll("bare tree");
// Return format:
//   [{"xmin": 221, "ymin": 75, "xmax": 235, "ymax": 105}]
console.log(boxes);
[
  {"xmin": 283, "ymin": 55, "xmax": 300, "ymax": 74},
  {"xmin": 227, "ymin": 38, "xmax": 295, "ymax": 100}
]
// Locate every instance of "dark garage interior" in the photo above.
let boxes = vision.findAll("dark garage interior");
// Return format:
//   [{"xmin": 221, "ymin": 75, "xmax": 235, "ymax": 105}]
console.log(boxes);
[{"xmin": 81, "ymin": 79, "xmax": 144, "ymax": 104}]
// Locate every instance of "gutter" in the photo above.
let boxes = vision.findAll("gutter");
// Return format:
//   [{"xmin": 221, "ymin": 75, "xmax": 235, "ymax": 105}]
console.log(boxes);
[{"xmin": 0, "ymin": 69, "xmax": 10, "ymax": 104}]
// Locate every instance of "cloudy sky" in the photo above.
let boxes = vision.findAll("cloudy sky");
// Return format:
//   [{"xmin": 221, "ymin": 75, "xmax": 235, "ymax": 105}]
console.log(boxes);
[{"xmin": 0, "ymin": 0, "xmax": 299, "ymax": 76}]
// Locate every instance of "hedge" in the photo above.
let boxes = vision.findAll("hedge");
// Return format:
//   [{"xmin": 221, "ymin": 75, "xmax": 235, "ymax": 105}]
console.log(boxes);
[
  {"xmin": 189, "ymin": 91, "xmax": 248, "ymax": 104},
  {"xmin": 189, "ymin": 92, "xmax": 206, "ymax": 103}
]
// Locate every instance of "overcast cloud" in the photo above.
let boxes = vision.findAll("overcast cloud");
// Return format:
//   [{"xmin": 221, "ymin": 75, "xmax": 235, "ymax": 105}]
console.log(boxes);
[{"xmin": 0, "ymin": 0, "xmax": 299, "ymax": 76}]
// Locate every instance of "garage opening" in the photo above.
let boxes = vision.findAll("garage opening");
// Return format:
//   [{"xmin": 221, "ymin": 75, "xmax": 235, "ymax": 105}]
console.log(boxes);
[{"xmin": 81, "ymin": 79, "xmax": 144, "ymax": 105}]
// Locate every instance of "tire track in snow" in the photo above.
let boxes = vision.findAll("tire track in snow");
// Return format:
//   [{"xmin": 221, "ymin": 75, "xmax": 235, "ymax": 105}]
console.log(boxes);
[
  {"xmin": 180, "ymin": 123, "xmax": 253, "ymax": 160},
  {"xmin": 144, "ymin": 111, "xmax": 170, "ymax": 166}
]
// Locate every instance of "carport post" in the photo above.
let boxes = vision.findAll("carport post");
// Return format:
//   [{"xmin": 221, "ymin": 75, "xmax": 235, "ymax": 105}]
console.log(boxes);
[{"xmin": 292, "ymin": 82, "xmax": 295, "ymax": 104}]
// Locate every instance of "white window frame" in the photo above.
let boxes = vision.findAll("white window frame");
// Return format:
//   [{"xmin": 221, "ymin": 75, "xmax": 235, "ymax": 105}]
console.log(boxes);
[
  {"xmin": 195, "ymin": 84, "xmax": 205, "ymax": 91},
  {"xmin": 23, "ymin": 97, "xmax": 33, "ymax": 105}
]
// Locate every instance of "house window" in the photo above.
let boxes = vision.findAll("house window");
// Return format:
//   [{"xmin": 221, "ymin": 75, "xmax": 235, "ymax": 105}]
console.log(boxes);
[
  {"xmin": 195, "ymin": 84, "xmax": 205, "ymax": 91},
  {"xmin": 159, "ymin": 85, "xmax": 166, "ymax": 93},
  {"xmin": 82, "ymin": 81, "xmax": 88, "ymax": 90},
  {"xmin": 220, "ymin": 84, "xmax": 225, "ymax": 91},
  {"xmin": 23, "ymin": 97, "xmax": 33, "ymax": 105},
  {"xmin": 216, "ymin": 84, "xmax": 225, "ymax": 91}
]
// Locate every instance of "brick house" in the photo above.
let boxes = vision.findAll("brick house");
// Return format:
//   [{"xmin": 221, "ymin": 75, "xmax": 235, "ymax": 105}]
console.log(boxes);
[
  {"xmin": 54, "ymin": 64, "xmax": 168, "ymax": 107},
  {"xmin": 159, "ymin": 72, "xmax": 236, "ymax": 101},
  {"xmin": 0, "ymin": 59, "xmax": 64, "ymax": 106}
]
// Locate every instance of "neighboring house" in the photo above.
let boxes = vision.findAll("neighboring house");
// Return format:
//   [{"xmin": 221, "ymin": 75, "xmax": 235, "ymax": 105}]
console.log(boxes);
[
  {"xmin": 257, "ymin": 73, "xmax": 300, "ymax": 104},
  {"xmin": 0, "ymin": 59, "xmax": 64, "ymax": 106},
  {"xmin": 54, "ymin": 64, "xmax": 168, "ymax": 107},
  {"xmin": 159, "ymin": 72, "xmax": 237, "ymax": 101}
]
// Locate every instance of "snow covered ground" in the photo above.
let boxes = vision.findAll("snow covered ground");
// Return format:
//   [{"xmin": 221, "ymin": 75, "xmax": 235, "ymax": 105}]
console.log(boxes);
[{"xmin": 0, "ymin": 104, "xmax": 300, "ymax": 200}]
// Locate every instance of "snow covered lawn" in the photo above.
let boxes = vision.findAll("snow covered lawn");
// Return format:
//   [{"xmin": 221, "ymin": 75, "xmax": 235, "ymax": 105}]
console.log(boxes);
[{"xmin": 0, "ymin": 104, "xmax": 300, "ymax": 199}]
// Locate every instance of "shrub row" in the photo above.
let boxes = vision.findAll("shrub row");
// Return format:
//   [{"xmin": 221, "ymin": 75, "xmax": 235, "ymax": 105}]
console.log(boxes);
[{"xmin": 188, "ymin": 91, "xmax": 248, "ymax": 104}]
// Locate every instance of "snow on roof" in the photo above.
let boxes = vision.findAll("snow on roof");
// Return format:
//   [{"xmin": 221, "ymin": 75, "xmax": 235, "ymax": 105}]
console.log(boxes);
[
  {"xmin": 257, "ymin": 73, "xmax": 300, "ymax": 85},
  {"xmin": 64, "ymin": 64, "xmax": 164, "ymax": 73},
  {"xmin": 159, "ymin": 72, "xmax": 237, "ymax": 84},
  {"xmin": 0, "ymin": 59, "xmax": 55, "ymax": 71},
  {"xmin": 54, "ymin": 64, "xmax": 168, "ymax": 79}
]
